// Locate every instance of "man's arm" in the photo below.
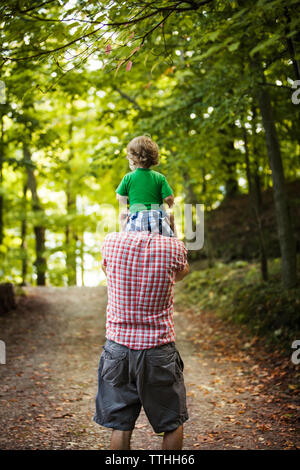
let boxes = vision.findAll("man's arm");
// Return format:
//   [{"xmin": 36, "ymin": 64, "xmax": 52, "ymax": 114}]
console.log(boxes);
[{"xmin": 175, "ymin": 262, "xmax": 189, "ymax": 282}]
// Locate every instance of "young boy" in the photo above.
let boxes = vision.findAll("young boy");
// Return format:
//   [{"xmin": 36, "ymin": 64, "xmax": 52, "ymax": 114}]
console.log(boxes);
[{"xmin": 116, "ymin": 135, "xmax": 175, "ymax": 236}]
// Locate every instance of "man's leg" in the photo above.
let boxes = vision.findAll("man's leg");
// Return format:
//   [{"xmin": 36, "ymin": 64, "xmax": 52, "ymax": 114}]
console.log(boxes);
[
  {"xmin": 110, "ymin": 429, "xmax": 133, "ymax": 450},
  {"xmin": 162, "ymin": 424, "xmax": 183, "ymax": 450}
]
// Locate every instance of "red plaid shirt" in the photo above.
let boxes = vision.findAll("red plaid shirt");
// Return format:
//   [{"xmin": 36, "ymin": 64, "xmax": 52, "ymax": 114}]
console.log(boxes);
[{"xmin": 101, "ymin": 231, "xmax": 188, "ymax": 350}]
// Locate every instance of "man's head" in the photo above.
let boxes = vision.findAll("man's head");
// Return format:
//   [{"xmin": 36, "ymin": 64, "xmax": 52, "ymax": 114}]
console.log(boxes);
[{"xmin": 126, "ymin": 135, "xmax": 159, "ymax": 170}]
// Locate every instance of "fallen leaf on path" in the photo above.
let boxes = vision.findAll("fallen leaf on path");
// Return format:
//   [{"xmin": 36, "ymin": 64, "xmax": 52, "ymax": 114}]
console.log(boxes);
[{"xmin": 52, "ymin": 413, "xmax": 73, "ymax": 419}]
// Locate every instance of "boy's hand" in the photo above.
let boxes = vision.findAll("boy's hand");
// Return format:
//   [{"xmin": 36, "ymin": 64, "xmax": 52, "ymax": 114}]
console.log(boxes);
[{"xmin": 163, "ymin": 195, "xmax": 174, "ymax": 208}]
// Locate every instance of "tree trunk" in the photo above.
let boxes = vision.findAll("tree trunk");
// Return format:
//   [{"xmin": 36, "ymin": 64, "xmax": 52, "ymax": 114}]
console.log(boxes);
[
  {"xmin": 220, "ymin": 129, "xmax": 239, "ymax": 199},
  {"xmin": 243, "ymin": 126, "xmax": 268, "ymax": 281},
  {"xmin": 79, "ymin": 232, "xmax": 84, "ymax": 287},
  {"xmin": 20, "ymin": 179, "xmax": 28, "ymax": 285},
  {"xmin": 0, "ymin": 114, "xmax": 4, "ymax": 245},
  {"xmin": 251, "ymin": 108, "xmax": 268, "ymax": 280},
  {"xmin": 204, "ymin": 211, "xmax": 215, "ymax": 268},
  {"xmin": 33, "ymin": 226, "xmax": 46, "ymax": 285},
  {"xmin": 257, "ymin": 78, "xmax": 297, "ymax": 288},
  {"xmin": 182, "ymin": 169, "xmax": 197, "ymax": 204},
  {"xmin": 65, "ymin": 111, "xmax": 77, "ymax": 286},
  {"xmin": 23, "ymin": 141, "xmax": 47, "ymax": 286},
  {"xmin": 201, "ymin": 167, "xmax": 207, "ymax": 194},
  {"xmin": 251, "ymin": 107, "xmax": 263, "ymax": 209},
  {"xmin": 284, "ymin": 6, "xmax": 300, "ymax": 81},
  {"xmin": 0, "ymin": 283, "xmax": 16, "ymax": 315},
  {"xmin": 65, "ymin": 200, "xmax": 77, "ymax": 286},
  {"xmin": 201, "ymin": 169, "xmax": 215, "ymax": 267}
]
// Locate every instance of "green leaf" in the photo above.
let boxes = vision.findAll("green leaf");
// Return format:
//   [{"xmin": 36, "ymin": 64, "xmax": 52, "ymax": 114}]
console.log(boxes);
[
  {"xmin": 250, "ymin": 34, "xmax": 280, "ymax": 57},
  {"xmin": 228, "ymin": 42, "xmax": 240, "ymax": 52},
  {"xmin": 207, "ymin": 30, "xmax": 220, "ymax": 41},
  {"xmin": 150, "ymin": 58, "xmax": 164, "ymax": 75}
]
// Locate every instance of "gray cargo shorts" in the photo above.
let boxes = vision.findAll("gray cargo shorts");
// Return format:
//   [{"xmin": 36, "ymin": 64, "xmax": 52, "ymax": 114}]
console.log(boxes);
[{"xmin": 93, "ymin": 339, "xmax": 189, "ymax": 434}]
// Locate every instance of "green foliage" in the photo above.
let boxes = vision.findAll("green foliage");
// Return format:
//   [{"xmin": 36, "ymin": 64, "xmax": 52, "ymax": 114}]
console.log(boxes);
[
  {"xmin": 176, "ymin": 257, "xmax": 300, "ymax": 353},
  {"xmin": 0, "ymin": 0, "xmax": 299, "ymax": 287}
]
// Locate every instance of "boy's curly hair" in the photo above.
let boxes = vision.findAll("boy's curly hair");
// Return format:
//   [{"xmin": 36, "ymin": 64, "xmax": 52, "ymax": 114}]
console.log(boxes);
[{"xmin": 127, "ymin": 135, "xmax": 159, "ymax": 169}]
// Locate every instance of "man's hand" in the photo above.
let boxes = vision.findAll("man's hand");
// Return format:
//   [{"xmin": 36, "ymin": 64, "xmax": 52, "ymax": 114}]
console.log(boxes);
[
  {"xmin": 102, "ymin": 262, "xmax": 107, "ymax": 276},
  {"xmin": 175, "ymin": 262, "xmax": 189, "ymax": 282}
]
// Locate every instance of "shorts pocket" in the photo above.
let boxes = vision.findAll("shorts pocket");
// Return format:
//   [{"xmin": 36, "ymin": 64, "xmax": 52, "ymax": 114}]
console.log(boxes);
[
  {"xmin": 176, "ymin": 350, "xmax": 184, "ymax": 373},
  {"xmin": 100, "ymin": 349, "xmax": 128, "ymax": 387},
  {"xmin": 146, "ymin": 351, "xmax": 182, "ymax": 385}
]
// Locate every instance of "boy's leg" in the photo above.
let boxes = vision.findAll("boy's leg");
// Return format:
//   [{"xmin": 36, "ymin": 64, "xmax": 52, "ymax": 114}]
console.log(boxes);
[
  {"xmin": 110, "ymin": 429, "xmax": 133, "ymax": 450},
  {"xmin": 119, "ymin": 212, "xmax": 129, "ymax": 231},
  {"xmin": 169, "ymin": 212, "xmax": 175, "ymax": 233},
  {"xmin": 162, "ymin": 425, "xmax": 183, "ymax": 450},
  {"xmin": 166, "ymin": 211, "xmax": 177, "ymax": 237}
]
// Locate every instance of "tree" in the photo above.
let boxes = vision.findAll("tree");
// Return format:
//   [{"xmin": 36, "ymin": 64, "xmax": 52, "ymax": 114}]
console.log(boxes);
[{"xmin": 0, "ymin": 0, "xmax": 299, "ymax": 289}]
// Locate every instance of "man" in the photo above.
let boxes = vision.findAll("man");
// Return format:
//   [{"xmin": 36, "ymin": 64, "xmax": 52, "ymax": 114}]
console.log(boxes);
[{"xmin": 93, "ymin": 230, "xmax": 189, "ymax": 450}]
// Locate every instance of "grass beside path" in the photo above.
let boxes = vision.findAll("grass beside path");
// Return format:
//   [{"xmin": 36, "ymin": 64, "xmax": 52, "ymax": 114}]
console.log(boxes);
[{"xmin": 176, "ymin": 256, "xmax": 300, "ymax": 355}]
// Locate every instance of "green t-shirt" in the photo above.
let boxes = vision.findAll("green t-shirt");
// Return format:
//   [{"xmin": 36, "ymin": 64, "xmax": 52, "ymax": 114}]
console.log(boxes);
[{"xmin": 116, "ymin": 168, "xmax": 173, "ymax": 213}]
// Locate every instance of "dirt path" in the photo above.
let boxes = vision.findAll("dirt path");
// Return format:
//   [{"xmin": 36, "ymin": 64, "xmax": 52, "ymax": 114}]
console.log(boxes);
[{"xmin": 0, "ymin": 286, "xmax": 299, "ymax": 450}]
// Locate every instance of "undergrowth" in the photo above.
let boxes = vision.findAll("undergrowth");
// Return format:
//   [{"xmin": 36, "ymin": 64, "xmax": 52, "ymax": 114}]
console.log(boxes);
[{"xmin": 176, "ymin": 257, "xmax": 300, "ymax": 354}]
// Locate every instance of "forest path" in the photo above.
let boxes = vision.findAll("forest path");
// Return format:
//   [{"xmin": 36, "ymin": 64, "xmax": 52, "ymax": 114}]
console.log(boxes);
[{"xmin": 0, "ymin": 286, "xmax": 299, "ymax": 450}]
